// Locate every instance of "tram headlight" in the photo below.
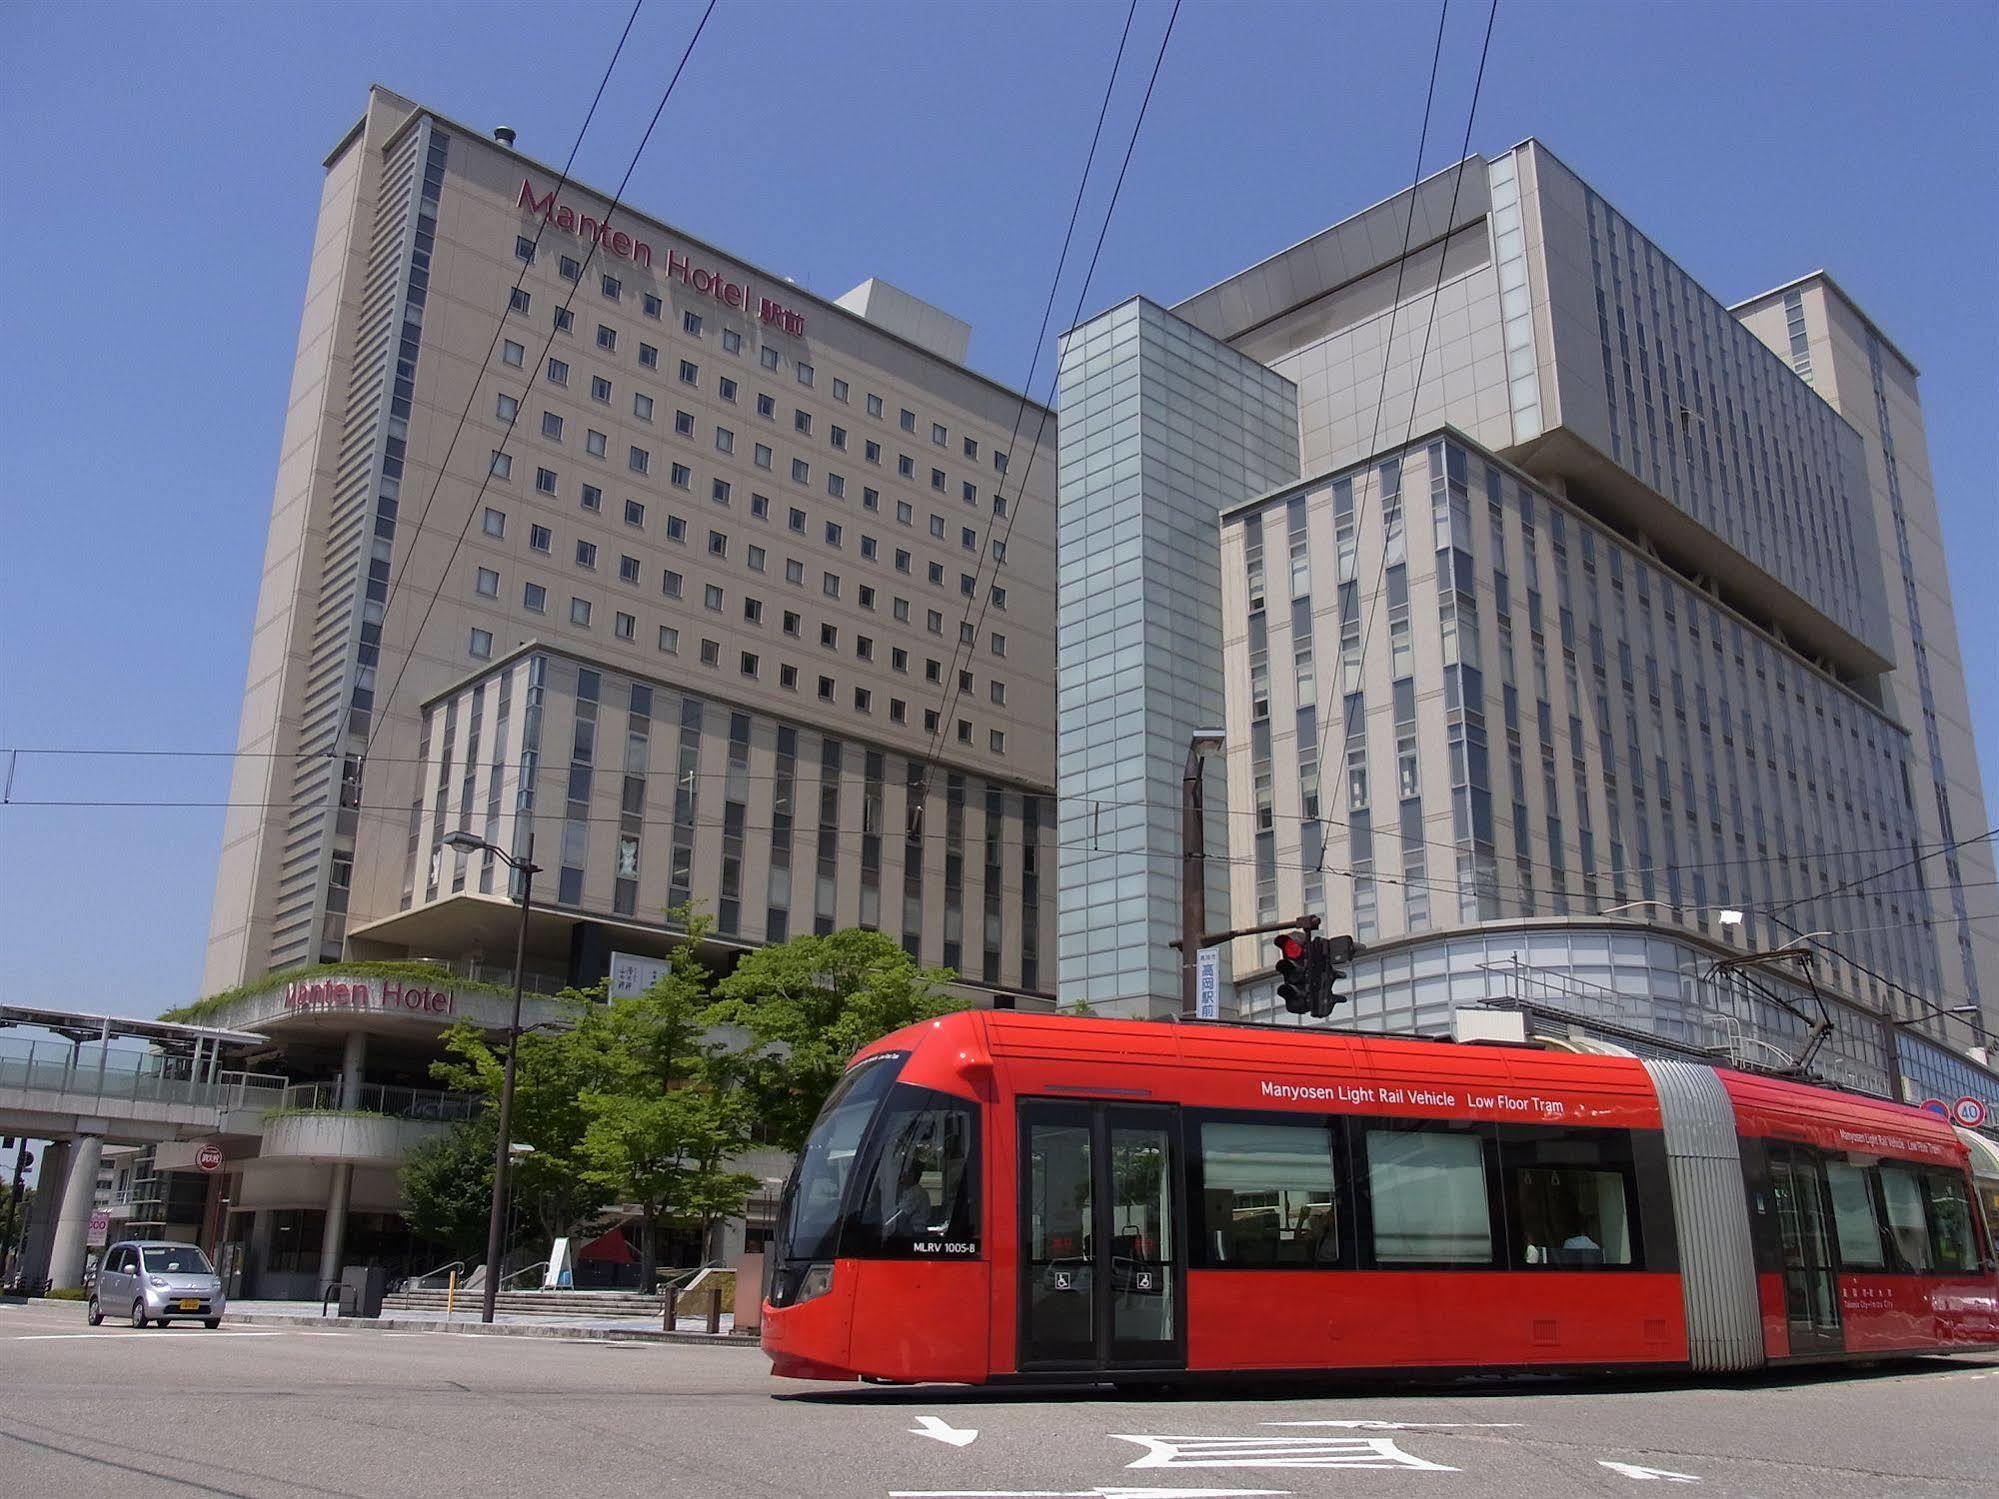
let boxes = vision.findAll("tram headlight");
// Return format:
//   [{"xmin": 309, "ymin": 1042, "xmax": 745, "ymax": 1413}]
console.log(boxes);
[{"xmin": 795, "ymin": 1263, "xmax": 835, "ymax": 1305}]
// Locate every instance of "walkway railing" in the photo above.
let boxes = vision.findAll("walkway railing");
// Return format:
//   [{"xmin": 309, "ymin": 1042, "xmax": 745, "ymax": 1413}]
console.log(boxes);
[
  {"xmin": 0, "ymin": 1036, "xmax": 287, "ymax": 1111},
  {"xmin": 276, "ymin": 1080, "xmax": 480, "ymax": 1122}
]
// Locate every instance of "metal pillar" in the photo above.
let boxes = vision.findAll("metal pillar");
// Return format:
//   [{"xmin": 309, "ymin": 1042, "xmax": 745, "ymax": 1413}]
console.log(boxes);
[{"xmin": 47, "ymin": 1132, "xmax": 104, "ymax": 1290}]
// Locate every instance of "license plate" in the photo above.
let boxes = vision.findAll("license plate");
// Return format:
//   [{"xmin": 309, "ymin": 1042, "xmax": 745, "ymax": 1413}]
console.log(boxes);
[{"xmin": 178, "ymin": 1299, "xmax": 200, "ymax": 1311}]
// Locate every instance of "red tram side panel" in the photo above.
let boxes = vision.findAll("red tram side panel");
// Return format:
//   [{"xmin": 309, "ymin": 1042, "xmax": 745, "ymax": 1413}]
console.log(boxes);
[{"xmin": 763, "ymin": 1012, "xmax": 1999, "ymax": 1386}]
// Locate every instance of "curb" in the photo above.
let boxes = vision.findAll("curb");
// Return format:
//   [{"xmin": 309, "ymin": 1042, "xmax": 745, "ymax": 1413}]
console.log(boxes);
[{"xmin": 224, "ymin": 1309, "xmax": 759, "ymax": 1346}]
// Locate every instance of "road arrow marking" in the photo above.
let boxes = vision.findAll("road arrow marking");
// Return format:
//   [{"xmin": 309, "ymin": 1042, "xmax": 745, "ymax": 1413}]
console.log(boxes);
[
  {"xmin": 1600, "ymin": 1460, "xmax": 1701, "ymax": 1483},
  {"xmin": 910, "ymin": 1414, "xmax": 980, "ymax": 1448}
]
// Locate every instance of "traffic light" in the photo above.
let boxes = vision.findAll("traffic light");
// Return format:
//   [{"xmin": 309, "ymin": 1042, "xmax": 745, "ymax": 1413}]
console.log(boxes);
[
  {"xmin": 1274, "ymin": 932, "xmax": 1310, "ymax": 1013},
  {"xmin": 1307, "ymin": 934, "xmax": 1354, "ymax": 1019}
]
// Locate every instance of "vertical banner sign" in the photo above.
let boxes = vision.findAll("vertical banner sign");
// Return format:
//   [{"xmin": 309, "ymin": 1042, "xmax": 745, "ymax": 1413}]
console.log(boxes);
[
  {"xmin": 86, "ymin": 1210, "xmax": 110, "ymax": 1248},
  {"xmin": 1196, "ymin": 947, "xmax": 1221, "ymax": 1020}
]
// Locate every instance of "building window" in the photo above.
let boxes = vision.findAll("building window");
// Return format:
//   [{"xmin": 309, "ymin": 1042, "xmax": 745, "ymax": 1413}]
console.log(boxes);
[
  {"xmin": 741, "ymin": 651, "xmax": 759, "ymax": 677},
  {"xmin": 928, "ymin": 563, "xmax": 944, "ymax": 586},
  {"xmin": 823, "ymin": 573, "xmax": 842, "ymax": 599},
  {"xmin": 554, "ymin": 307, "xmax": 572, "ymax": 332},
  {"xmin": 662, "ymin": 569, "xmax": 683, "ymax": 598},
  {"xmin": 779, "ymin": 664, "xmax": 797, "ymax": 689},
  {"xmin": 791, "ymin": 458, "xmax": 810, "ymax": 485},
  {"xmin": 575, "ymin": 540, "xmax": 597, "ymax": 569},
  {"xmin": 679, "ymin": 359, "xmax": 699, "ymax": 385},
  {"xmin": 542, "ymin": 411, "xmax": 565, "ymax": 442},
  {"xmin": 570, "ymin": 597, "xmax": 592, "ymax": 627},
  {"xmin": 665, "ymin": 515, "xmax": 686, "ymax": 543},
  {"xmin": 713, "ymin": 478, "xmax": 732, "ymax": 505},
  {"xmin": 639, "ymin": 342, "xmax": 659, "ymax": 369},
  {"xmin": 761, "ymin": 345, "xmax": 780, "ymax": 370},
  {"xmin": 630, "ymin": 446, "xmax": 650, "ymax": 474},
  {"xmin": 592, "ymin": 375, "xmax": 612, "ymax": 403},
  {"xmin": 509, "ymin": 288, "xmax": 530, "ymax": 314},
  {"xmin": 896, "ymin": 501, "xmax": 913, "ymax": 525},
  {"xmin": 988, "ymin": 729, "xmax": 1005, "ymax": 753},
  {"xmin": 991, "ymin": 632, "xmax": 1005, "ymax": 657},
  {"xmin": 701, "ymin": 639, "xmax": 721, "ymax": 666},
  {"xmin": 930, "ymin": 514, "xmax": 946, "ymax": 539},
  {"xmin": 794, "ymin": 409, "xmax": 813, "ymax": 435},
  {"xmin": 475, "ymin": 567, "xmax": 499, "ymax": 597},
  {"xmin": 587, "ymin": 430, "xmax": 608, "ymax": 458},
  {"xmin": 747, "ymin": 544, "xmax": 766, "ymax": 571},
  {"xmin": 675, "ymin": 409, "xmax": 695, "ymax": 438},
  {"xmin": 537, "ymin": 467, "xmax": 558, "ymax": 496},
  {"xmin": 899, "ymin": 408, "xmax": 915, "ymax": 433},
  {"xmin": 624, "ymin": 499, "xmax": 645, "ymax": 527},
  {"xmin": 482, "ymin": 507, "xmax": 506, "ymax": 538},
  {"xmin": 818, "ymin": 675, "xmax": 835, "ymax": 702},
  {"xmin": 643, "ymin": 292, "xmax": 662, "ymax": 318},
  {"xmin": 867, "ymin": 392, "xmax": 884, "ymax": 417},
  {"xmin": 797, "ymin": 362, "xmax": 814, "ymax": 387},
  {"xmin": 716, "ymin": 427, "xmax": 735, "ymax": 454},
  {"xmin": 619, "ymin": 555, "xmax": 640, "ymax": 584},
  {"xmin": 706, "ymin": 584, "xmax": 724, "ymax": 612},
  {"xmin": 931, "ymin": 468, "xmax": 946, "ymax": 492},
  {"xmin": 854, "ymin": 687, "xmax": 871, "ymax": 713},
  {"xmin": 683, "ymin": 309, "xmax": 702, "ymax": 337},
  {"xmin": 785, "ymin": 559, "xmax": 804, "ymax": 585},
  {"xmin": 615, "ymin": 611, "xmax": 635, "ymax": 641},
  {"xmin": 722, "ymin": 328, "xmax": 742, "ymax": 354},
  {"xmin": 529, "ymin": 524, "xmax": 551, "ymax": 553},
  {"xmin": 581, "ymin": 484, "xmax": 603, "ymax": 512},
  {"xmin": 862, "ymin": 487, "xmax": 880, "ymax": 511},
  {"xmin": 496, "ymin": 393, "xmax": 519, "ymax": 422},
  {"xmin": 546, "ymin": 358, "xmax": 569, "ymax": 386},
  {"xmin": 634, "ymin": 393, "xmax": 654, "ymax": 421},
  {"xmin": 744, "ymin": 597, "xmax": 764, "ymax": 623},
  {"xmin": 898, "ymin": 455, "xmax": 915, "ymax": 479},
  {"xmin": 708, "ymin": 530, "xmax": 728, "ymax": 558},
  {"xmin": 931, "ymin": 422, "xmax": 947, "ymax": 446},
  {"xmin": 956, "ymin": 720, "xmax": 972, "ymax": 744},
  {"xmin": 783, "ymin": 610, "xmax": 801, "ymax": 637},
  {"xmin": 754, "ymin": 443, "xmax": 773, "ymax": 470},
  {"xmin": 963, "ymin": 436, "xmax": 978, "ymax": 460},
  {"xmin": 470, "ymin": 627, "xmax": 493, "ymax": 658},
  {"xmin": 828, "ymin": 473, "xmax": 846, "ymax": 500},
  {"xmin": 559, "ymin": 256, "xmax": 580, "ymax": 281},
  {"xmin": 825, "ymin": 521, "xmax": 844, "ymax": 547},
  {"xmin": 658, "ymin": 625, "xmax": 679, "ymax": 653},
  {"xmin": 601, "ymin": 274, "xmax": 620, "ymax": 301},
  {"xmin": 502, "ymin": 339, "xmax": 525, "ymax": 367},
  {"xmin": 524, "ymin": 582, "xmax": 546, "ymax": 612}
]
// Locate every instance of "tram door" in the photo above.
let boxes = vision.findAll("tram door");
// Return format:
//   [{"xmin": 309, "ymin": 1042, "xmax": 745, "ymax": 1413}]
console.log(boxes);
[
  {"xmin": 1766, "ymin": 1145, "xmax": 1844, "ymax": 1356},
  {"xmin": 1017, "ymin": 1101, "xmax": 1186, "ymax": 1373}
]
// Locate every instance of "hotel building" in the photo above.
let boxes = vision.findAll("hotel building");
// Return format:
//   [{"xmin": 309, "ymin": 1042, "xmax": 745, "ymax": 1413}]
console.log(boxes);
[{"xmin": 205, "ymin": 87, "xmax": 1057, "ymax": 1005}]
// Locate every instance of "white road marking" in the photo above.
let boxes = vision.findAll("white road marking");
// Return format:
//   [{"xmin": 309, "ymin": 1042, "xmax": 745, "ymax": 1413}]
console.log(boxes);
[
  {"xmin": 910, "ymin": 1415, "xmax": 980, "ymax": 1448},
  {"xmin": 1261, "ymin": 1420, "xmax": 1523, "ymax": 1430},
  {"xmin": 11, "ymin": 1333, "xmax": 151, "ymax": 1341},
  {"xmin": 1116, "ymin": 1436, "xmax": 1458, "ymax": 1472},
  {"xmin": 891, "ymin": 1490, "xmax": 1290, "ymax": 1498},
  {"xmin": 1600, "ymin": 1460, "xmax": 1701, "ymax": 1483}
]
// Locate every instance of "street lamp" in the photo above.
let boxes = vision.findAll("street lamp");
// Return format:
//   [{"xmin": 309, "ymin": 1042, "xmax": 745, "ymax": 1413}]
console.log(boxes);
[{"xmin": 439, "ymin": 829, "xmax": 542, "ymax": 1324}]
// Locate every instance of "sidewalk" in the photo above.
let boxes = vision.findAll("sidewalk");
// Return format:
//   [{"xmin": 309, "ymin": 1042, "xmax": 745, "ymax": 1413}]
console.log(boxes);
[{"xmin": 224, "ymin": 1298, "xmax": 749, "ymax": 1344}]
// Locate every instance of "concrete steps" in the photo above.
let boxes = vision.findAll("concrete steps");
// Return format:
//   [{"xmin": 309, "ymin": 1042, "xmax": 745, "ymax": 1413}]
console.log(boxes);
[{"xmin": 384, "ymin": 1287, "xmax": 665, "ymax": 1317}]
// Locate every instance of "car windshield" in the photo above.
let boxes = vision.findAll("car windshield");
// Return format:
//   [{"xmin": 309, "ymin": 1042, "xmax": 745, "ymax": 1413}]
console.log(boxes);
[
  {"xmin": 775, "ymin": 1051, "xmax": 905, "ymax": 1262},
  {"xmin": 141, "ymin": 1246, "xmax": 213, "ymax": 1275}
]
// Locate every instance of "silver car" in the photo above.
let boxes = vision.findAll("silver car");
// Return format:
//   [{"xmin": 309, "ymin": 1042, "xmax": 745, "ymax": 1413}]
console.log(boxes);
[{"xmin": 88, "ymin": 1240, "xmax": 226, "ymax": 1329}]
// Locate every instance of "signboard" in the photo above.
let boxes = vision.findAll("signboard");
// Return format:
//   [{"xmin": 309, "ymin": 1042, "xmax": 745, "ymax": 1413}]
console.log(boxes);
[
  {"xmin": 544, "ymin": 1237, "xmax": 574, "ymax": 1290},
  {"xmin": 281, "ymin": 977, "xmax": 454, "ymax": 1016},
  {"xmin": 86, "ymin": 1210, "xmax": 109, "ymax": 1248},
  {"xmin": 1195, "ymin": 947, "xmax": 1221, "ymax": 1020},
  {"xmin": 196, "ymin": 1144, "xmax": 224, "ymax": 1173},
  {"xmin": 609, "ymin": 951, "xmax": 671, "ymax": 1000},
  {"xmin": 1919, "ymin": 1099, "xmax": 1951, "ymax": 1121},
  {"xmin": 1953, "ymin": 1096, "xmax": 1989, "ymax": 1129}
]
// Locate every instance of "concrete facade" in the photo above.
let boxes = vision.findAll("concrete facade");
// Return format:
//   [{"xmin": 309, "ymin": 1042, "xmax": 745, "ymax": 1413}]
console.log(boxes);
[
  {"xmin": 1056, "ymin": 137, "xmax": 1996, "ymax": 1087},
  {"xmin": 206, "ymin": 88, "xmax": 1055, "ymax": 999}
]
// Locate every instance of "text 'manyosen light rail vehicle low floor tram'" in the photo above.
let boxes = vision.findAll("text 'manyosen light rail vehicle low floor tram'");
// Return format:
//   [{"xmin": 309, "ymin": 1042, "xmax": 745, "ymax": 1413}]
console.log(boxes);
[{"xmin": 761, "ymin": 1011, "xmax": 1999, "ymax": 1385}]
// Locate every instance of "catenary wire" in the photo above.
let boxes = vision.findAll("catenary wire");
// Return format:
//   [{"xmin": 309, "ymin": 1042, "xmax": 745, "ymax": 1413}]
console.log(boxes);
[
  {"xmin": 909, "ymin": 0, "xmax": 1183, "ymax": 805},
  {"xmin": 359, "ymin": 0, "xmax": 719, "ymax": 771}
]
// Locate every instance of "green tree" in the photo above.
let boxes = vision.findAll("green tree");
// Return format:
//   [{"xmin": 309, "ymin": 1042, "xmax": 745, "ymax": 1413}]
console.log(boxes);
[
  {"xmin": 399, "ymin": 1118, "xmax": 497, "ymax": 1266},
  {"xmin": 0, "ymin": 1185, "xmax": 33, "ymax": 1266},
  {"xmin": 573, "ymin": 923, "xmax": 757, "ymax": 1284},
  {"xmin": 429, "ymin": 993, "xmax": 613, "ymax": 1245},
  {"xmin": 707, "ymin": 927, "xmax": 966, "ymax": 1154}
]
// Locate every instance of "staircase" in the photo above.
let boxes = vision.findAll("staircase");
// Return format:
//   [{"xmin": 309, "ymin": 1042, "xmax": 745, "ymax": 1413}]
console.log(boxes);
[{"xmin": 382, "ymin": 1286, "xmax": 669, "ymax": 1318}]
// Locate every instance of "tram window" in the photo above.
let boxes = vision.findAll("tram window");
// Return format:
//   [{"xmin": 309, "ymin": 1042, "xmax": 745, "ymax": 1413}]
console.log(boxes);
[
  {"xmin": 1923, "ymin": 1172, "xmax": 1981, "ymax": 1274},
  {"xmin": 1364, "ymin": 1128, "xmax": 1493, "ymax": 1265},
  {"xmin": 844, "ymin": 1089, "xmax": 979, "ymax": 1257},
  {"xmin": 1877, "ymin": 1165, "xmax": 1932, "ymax": 1272},
  {"xmin": 1197, "ymin": 1120, "xmax": 1339, "ymax": 1268},
  {"xmin": 776, "ymin": 1052, "xmax": 903, "ymax": 1263},
  {"xmin": 1824, "ymin": 1160, "xmax": 1888, "ymax": 1270},
  {"xmin": 1505, "ymin": 1157, "xmax": 1634, "ymax": 1268}
]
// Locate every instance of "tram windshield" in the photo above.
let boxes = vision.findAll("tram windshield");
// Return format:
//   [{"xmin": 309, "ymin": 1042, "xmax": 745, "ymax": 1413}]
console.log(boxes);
[{"xmin": 775, "ymin": 1051, "xmax": 905, "ymax": 1264}]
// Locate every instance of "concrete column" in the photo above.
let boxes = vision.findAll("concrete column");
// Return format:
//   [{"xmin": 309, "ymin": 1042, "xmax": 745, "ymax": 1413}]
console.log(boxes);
[
  {"xmin": 246, "ymin": 1207, "xmax": 276, "ymax": 1297},
  {"xmin": 339, "ymin": 1030, "xmax": 367, "ymax": 1110},
  {"xmin": 47, "ymin": 1133, "xmax": 105, "ymax": 1291},
  {"xmin": 20, "ymin": 1141, "xmax": 68, "ymax": 1290},
  {"xmin": 317, "ymin": 1163, "xmax": 353, "ymax": 1289}
]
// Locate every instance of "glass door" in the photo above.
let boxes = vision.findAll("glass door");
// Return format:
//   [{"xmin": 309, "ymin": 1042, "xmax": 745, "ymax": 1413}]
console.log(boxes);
[
  {"xmin": 1768, "ymin": 1146, "xmax": 1844, "ymax": 1356},
  {"xmin": 1018, "ymin": 1101, "xmax": 1185, "ymax": 1372}
]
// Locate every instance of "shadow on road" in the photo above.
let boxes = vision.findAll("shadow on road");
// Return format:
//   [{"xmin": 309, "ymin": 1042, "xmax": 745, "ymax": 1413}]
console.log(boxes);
[{"xmin": 776, "ymin": 1353, "xmax": 1991, "ymax": 1405}]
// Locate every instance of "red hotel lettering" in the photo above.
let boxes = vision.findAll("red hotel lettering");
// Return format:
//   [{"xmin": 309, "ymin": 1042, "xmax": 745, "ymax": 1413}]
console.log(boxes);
[
  {"xmin": 282, "ymin": 978, "xmax": 454, "ymax": 1016},
  {"xmin": 520, "ymin": 180, "xmax": 804, "ymax": 334}
]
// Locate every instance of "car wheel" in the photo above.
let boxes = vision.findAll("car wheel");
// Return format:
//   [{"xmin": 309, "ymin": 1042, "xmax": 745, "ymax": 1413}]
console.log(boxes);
[
  {"xmin": 130, "ymin": 1299, "xmax": 148, "ymax": 1329},
  {"xmin": 204, "ymin": 1318, "xmax": 221, "ymax": 1330},
  {"xmin": 86, "ymin": 1297, "xmax": 103, "ymax": 1327}
]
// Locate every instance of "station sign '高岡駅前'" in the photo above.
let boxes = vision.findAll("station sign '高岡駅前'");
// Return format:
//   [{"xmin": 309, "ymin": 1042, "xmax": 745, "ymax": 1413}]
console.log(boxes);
[{"xmin": 516, "ymin": 180, "xmax": 806, "ymax": 336}]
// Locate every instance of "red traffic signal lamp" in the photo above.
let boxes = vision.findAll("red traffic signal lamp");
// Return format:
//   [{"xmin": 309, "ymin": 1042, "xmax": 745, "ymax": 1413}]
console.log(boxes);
[{"xmin": 1274, "ymin": 932, "xmax": 1311, "ymax": 1013}]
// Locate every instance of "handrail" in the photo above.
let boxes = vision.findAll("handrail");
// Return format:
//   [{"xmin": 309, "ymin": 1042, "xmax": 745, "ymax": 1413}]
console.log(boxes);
[
  {"xmin": 499, "ymin": 1260, "xmax": 550, "ymax": 1290},
  {"xmin": 319, "ymin": 1280, "xmax": 345, "ymax": 1318},
  {"xmin": 392, "ymin": 1257, "xmax": 466, "ymax": 1292}
]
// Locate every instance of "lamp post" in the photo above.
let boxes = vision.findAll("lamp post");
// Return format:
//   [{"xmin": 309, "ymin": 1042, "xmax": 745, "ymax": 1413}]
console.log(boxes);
[{"xmin": 440, "ymin": 830, "xmax": 541, "ymax": 1324}]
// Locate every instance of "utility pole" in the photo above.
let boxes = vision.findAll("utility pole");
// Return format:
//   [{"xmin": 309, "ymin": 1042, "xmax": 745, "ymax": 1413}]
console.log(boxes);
[{"xmin": 1178, "ymin": 729, "xmax": 1228, "ymax": 1017}]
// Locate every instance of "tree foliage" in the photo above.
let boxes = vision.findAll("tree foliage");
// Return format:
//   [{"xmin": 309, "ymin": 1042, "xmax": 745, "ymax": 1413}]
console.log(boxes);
[
  {"xmin": 399, "ymin": 1118, "xmax": 498, "ymax": 1265},
  {"xmin": 707, "ymin": 928, "xmax": 966, "ymax": 1154}
]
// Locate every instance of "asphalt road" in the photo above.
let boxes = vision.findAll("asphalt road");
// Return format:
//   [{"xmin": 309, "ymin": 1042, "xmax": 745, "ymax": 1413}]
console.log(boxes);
[{"xmin": 2, "ymin": 1300, "xmax": 1994, "ymax": 1499}]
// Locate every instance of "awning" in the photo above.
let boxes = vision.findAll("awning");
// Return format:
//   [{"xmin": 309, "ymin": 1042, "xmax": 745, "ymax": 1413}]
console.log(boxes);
[{"xmin": 576, "ymin": 1226, "xmax": 637, "ymax": 1263}]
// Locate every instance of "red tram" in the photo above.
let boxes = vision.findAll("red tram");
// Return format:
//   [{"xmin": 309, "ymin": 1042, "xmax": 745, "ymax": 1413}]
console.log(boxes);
[{"xmin": 761, "ymin": 1011, "xmax": 1999, "ymax": 1384}]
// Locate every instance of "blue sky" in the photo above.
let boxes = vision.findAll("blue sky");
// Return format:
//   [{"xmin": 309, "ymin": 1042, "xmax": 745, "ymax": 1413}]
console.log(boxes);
[{"xmin": 2, "ymin": 0, "xmax": 1994, "ymax": 1020}]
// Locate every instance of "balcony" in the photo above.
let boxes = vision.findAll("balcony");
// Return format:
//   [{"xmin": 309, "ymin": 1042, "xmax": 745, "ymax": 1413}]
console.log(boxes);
[{"xmin": 274, "ymin": 1081, "xmax": 481, "ymax": 1122}]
